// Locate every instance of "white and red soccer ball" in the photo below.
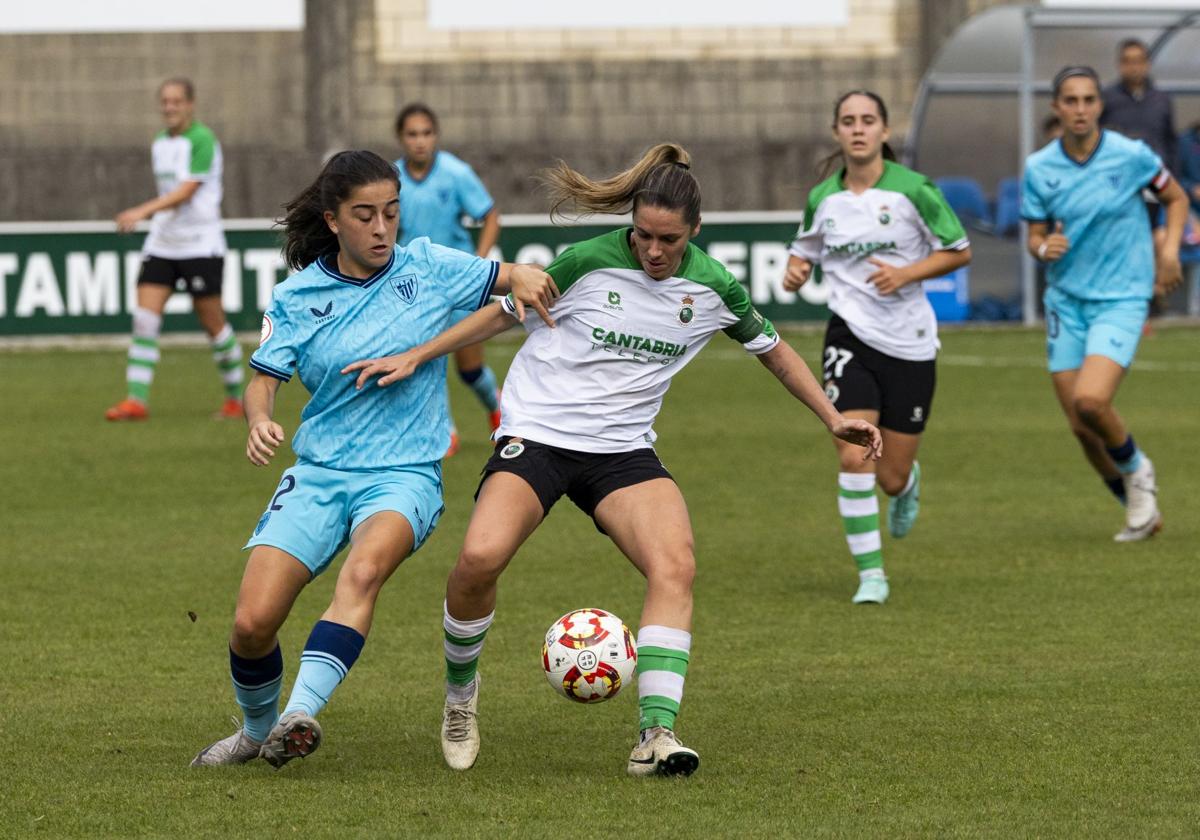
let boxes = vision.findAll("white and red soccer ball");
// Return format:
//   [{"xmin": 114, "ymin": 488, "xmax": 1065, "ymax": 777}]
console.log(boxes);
[{"xmin": 542, "ymin": 608, "xmax": 637, "ymax": 703}]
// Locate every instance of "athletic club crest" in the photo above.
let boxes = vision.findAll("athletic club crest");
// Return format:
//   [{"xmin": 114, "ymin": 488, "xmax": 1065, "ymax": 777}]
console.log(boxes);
[
  {"xmin": 392, "ymin": 274, "xmax": 418, "ymax": 305},
  {"xmin": 878, "ymin": 205, "xmax": 891, "ymax": 225},
  {"xmin": 678, "ymin": 295, "xmax": 695, "ymax": 326}
]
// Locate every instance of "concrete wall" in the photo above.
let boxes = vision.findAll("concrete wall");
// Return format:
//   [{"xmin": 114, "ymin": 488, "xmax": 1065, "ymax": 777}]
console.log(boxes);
[{"xmin": 0, "ymin": 0, "xmax": 1011, "ymax": 221}]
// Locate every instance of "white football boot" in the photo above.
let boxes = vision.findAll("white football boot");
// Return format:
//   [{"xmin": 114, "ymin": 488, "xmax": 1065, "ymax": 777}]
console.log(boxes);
[
  {"xmin": 441, "ymin": 674, "xmax": 481, "ymax": 771},
  {"xmin": 1115, "ymin": 457, "xmax": 1162, "ymax": 542},
  {"xmin": 259, "ymin": 711, "xmax": 323, "ymax": 769},
  {"xmin": 189, "ymin": 719, "xmax": 262, "ymax": 767},
  {"xmin": 626, "ymin": 726, "xmax": 699, "ymax": 777}
]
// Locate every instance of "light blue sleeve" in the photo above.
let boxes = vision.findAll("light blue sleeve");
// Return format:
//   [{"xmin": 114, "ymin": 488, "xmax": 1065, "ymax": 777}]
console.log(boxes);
[
  {"xmin": 1020, "ymin": 162, "xmax": 1047, "ymax": 222},
  {"xmin": 453, "ymin": 163, "xmax": 495, "ymax": 222},
  {"xmin": 249, "ymin": 292, "xmax": 298, "ymax": 382},
  {"xmin": 427, "ymin": 242, "xmax": 500, "ymax": 312},
  {"xmin": 1130, "ymin": 139, "xmax": 1166, "ymax": 190}
]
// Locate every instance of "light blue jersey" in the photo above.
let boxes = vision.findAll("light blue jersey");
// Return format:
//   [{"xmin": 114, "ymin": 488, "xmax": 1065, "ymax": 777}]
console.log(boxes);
[
  {"xmin": 250, "ymin": 240, "xmax": 498, "ymax": 469},
  {"xmin": 396, "ymin": 150, "xmax": 494, "ymax": 254},
  {"xmin": 1021, "ymin": 130, "xmax": 1168, "ymax": 301}
]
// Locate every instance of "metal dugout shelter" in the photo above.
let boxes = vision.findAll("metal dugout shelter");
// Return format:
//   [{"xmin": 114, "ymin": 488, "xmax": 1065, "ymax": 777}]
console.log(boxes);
[{"xmin": 908, "ymin": 3, "xmax": 1200, "ymax": 324}]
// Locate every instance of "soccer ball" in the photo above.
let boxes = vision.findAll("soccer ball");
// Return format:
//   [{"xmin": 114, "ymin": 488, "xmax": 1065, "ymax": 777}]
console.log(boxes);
[{"xmin": 542, "ymin": 608, "xmax": 637, "ymax": 703}]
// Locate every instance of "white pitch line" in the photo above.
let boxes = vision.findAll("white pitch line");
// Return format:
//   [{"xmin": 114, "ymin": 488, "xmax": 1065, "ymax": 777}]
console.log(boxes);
[{"xmin": 696, "ymin": 349, "xmax": 1200, "ymax": 373}]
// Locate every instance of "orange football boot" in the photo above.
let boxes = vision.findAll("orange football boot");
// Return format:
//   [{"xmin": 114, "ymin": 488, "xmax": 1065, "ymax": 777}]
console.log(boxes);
[
  {"xmin": 215, "ymin": 397, "xmax": 244, "ymax": 420},
  {"xmin": 105, "ymin": 398, "xmax": 149, "ymax": 421}
]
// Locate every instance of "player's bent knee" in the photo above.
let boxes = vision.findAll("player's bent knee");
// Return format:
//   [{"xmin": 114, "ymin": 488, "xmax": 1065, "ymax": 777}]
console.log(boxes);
[
  {"xmin": 454, "ymin": 542, "xmax": 509, "ymax": 585},
  {"xmin": 340, "ymin": 557, "xmax": 393, "ymax": 598},
  {"xmin": 647, "ymin": 552, "xmax": 696, "ymax": 593},
  {"xmin": 231, "ymin": 610, "xmax": 280, "ymax": 656},
  {"xmin": 1073, "ymin": 395, "xmax": 1110, "ymax": 425}
]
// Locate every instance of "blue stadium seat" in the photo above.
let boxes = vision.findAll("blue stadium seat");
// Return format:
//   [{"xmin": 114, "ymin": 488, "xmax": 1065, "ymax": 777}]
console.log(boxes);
[
  {"xmin": 993, "ymin": 176, "xmax": 1022, "ymax": 238},
  {"xmin": 934, "ymin": 177, "xmax": 991, "ymax": 230}
]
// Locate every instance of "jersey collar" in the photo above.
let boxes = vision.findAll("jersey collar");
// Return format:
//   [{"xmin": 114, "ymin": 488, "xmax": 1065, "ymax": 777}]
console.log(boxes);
[
  {"xmin": 404, "ymin": 151, "xmax": 440, "ymax": 184},
  {"xmin": 316, "ymin": 249, "xmax": 396, "ymax": 288},
  {"xmin": 1058, "ymin": 130, "xmax": 1105, "ymax": 168}
]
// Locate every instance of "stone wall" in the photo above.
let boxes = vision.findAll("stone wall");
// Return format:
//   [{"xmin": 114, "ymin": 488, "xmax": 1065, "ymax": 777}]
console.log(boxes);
[{"xmin": 0, "ymin": 0, "xmax": 1011, "ymax": 220}]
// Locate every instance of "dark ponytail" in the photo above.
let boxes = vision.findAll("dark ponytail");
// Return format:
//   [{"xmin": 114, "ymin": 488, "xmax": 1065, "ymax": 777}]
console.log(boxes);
[
  {"xmin": 818, "ymin": 90, "xmax": 896, "ymax": 180},
  {"xmin": 279, "ymin": 150, "xmax": 400, "ymax": 271}
]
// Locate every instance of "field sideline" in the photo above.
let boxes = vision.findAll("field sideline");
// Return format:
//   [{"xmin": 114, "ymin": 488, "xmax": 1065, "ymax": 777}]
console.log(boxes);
[{"xmin": 2, "ymin": 326, "xmax": 1198, "ymax": 838}]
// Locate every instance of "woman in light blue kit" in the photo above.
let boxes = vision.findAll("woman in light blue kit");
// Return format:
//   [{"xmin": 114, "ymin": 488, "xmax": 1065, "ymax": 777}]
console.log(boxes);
[
  {"xmin": 396, "ymin": 102, "xmax": 504, "ymax": 456},
  {"xmin": 1022, "ymin": 66, "xmax": 1188, "ymax": 542},
  {"xmin": 189, "ymin": 150, "xmax": 556, "ymax": 769}
]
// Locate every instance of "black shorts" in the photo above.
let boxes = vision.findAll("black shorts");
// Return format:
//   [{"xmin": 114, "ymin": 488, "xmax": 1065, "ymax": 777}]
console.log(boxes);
[
  {"xmin": 137, "ymin": 255, "xmax": 224, "ymax": 296},
  {"xmin": 476, "ymin": 436, "xmax": 674, "ymax": 528},
  {"xmin": 822, "ymin": 315, "xmax": 936, "ymax": 434}
]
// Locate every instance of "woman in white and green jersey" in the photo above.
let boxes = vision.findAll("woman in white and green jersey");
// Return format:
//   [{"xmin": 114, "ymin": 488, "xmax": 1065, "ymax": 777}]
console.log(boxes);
[
  {"xmin": 785, "ymin": 91, "xmax": 971, "ymax": 606},
  {"xmin": 107, "ymin": 78, "xmax": 242, "ymax": 422},
  {"xmin": 345, "ymin": 143, "xmax": 883, "ymax": 778}
]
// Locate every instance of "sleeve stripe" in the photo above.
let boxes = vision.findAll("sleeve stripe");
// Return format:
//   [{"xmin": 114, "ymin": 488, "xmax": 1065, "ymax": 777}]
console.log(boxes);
[
  {"xmin": 1148, "ymin": 168, "xmax": 1170, "ymax": 193},
  {"xmin": 477, "ymin": 260, "xmax": 500, "ymax": 310},
  {"xmin": 939, "ymin": 237, "xmax": 971, "ymax": 252},
  {"xmin": 249, "ymin": 359, "xmax": 292, "ymax": 382},
  {"xmin": 472, "ymin": 202, "xmax": 496, "ymax": 222},
  {"xmin": 1020, "ymin": 215, "xmax": 1049, "ymax": 224},
  {"xmin": 745, "ymin": 332, "xmax": 780, "ymax": 356}
]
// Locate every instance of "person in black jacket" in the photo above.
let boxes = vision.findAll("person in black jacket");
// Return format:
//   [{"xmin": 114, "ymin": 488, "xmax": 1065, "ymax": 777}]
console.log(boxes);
[{"xmin": 1102, "ymin": 38, "xmax": 1179, "ymax": 318}]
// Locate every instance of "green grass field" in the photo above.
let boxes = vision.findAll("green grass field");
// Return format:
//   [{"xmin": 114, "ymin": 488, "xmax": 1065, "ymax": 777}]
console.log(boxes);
[{"xmin": 3, "ymin": 326, "xmax": 1199, "ymax": 838}]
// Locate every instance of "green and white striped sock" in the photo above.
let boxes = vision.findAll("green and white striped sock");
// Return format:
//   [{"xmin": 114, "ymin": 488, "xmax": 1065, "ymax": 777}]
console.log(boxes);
[
  {"xmin": 125, "ymin": 307, "xmax": 161, "ymax": 403},
  {"xmin": 210, "ymin": 324, "xmax": 244, "ymax": 399},
  {"xmin": 636, "ymin": 625, "xmax": 691, "ymax": 732},
  {"xmin": 838, "ymin": 472, "xmax": 883, "ymax": 575},
  {"xmin": 443, "ymin": 602, "xmax": 493, "ymax": 703}
]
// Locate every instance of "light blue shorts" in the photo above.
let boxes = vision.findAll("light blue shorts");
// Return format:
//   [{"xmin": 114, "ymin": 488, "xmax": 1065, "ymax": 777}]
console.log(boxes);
[
  {"xmin": 244, "ymin": 460, "xmax": 444, "ymax": 577},
  {"xmin": 1044, "ymin": 287, "xmax": 1149, "ymax": 373}
]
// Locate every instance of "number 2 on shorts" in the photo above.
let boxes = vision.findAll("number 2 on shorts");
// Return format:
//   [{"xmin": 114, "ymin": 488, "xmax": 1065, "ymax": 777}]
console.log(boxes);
[{"xmin": 269, "ymin": 475, "xmax": 296, "ymax": 511}]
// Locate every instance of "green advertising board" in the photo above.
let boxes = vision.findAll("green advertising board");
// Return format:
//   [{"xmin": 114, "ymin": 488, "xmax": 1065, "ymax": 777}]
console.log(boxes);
[{"xmin": 0, "ymin": 213, "xmax": 829, "ymax": 336}]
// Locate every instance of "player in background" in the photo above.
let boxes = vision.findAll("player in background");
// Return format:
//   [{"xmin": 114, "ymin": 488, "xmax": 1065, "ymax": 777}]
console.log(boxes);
[
  {"xmin": 784, "ymin": 91, "xmax": 971, "ymax": 606},
  {"xmin": 396, "ymin": 103, "xmax": 503, "ymax": 457},
  {"xmin": 1101, "ymin": 39, "xmax": 1180, "ymax": 327},
  {"xmin": 189, "ymin": 150, "xmax": 556, "ymax": 769},
  {"xmin": 345, "ymin": 143, "xmax": 883, "ymax": 777},
  {"xmin": 1022, "ymin": 66, "xmax": 1188, "ymax": 542},
  {"xmin": 108, "ymin": 78, "xmax": 243, "ymax": 422}
]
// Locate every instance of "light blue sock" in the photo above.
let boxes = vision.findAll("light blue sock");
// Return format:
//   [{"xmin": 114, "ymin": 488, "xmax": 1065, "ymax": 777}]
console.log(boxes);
[
  {"xmin": 282, "ymin": 620, "xmax": 365, "ymax": 717},
  {"xmin": 230, "ymin": 644, "xmax": 283, "ymax": 742},
  {"xmin": 459, "ymin": 365, "xmax": 500, "ymax": 413},
  {"xmin": 1106, "ymin": 435, "xmax": 1143, "ymax": 475}
]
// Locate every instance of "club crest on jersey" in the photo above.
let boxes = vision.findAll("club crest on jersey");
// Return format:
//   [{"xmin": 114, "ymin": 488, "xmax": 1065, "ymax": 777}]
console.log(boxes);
[
  {"xmin": 878, "ymin": 206, "xmax": 891, "ymax": 225},
  {"xmin": 392, "ymin": 274, "xmax": 418, "ymax": 305},
  {"xmin": 678, "ymin": 295, "xmax": 695, "ymax": 325},
  {"xmin": 1109, "ymin": 174, "xmax": 1121, "ymax": 189},
  {"xmin": 823, "ymin": 218, "xmax": 837, "ymax": 231},
  {"xmin": 1046, "ymin": 178, "xmax": 1061, "ymax": 190},
  {"xmin": 499, "ymin": 440, "xmax": 525, "ymax": 459}
]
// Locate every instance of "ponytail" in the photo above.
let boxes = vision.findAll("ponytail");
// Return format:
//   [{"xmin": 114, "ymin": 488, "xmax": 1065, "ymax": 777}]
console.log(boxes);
[
  {"xmin": 539, "ymin": 142, "xmax": 701, "ymax": 226},
  {"xmin": 279, "ymin": 150, "xmax": 399, "ymax": 271}
]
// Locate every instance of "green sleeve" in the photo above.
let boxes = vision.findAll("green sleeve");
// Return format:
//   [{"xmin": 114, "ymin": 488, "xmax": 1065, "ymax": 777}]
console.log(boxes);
[
  {"xmin": 911, "ymin": 179, "xmax": 968, "ymax": 248},
  {"xmin": 718, "ymin": 270, "xmax": 778, "ymax": 344},
  {"xmin": 186, "ymin": 127, "xmax": 216, "ymax": 176},
  {"xmin": 543, "ymin": 246, "xmax": 579, "ymax": 295}
]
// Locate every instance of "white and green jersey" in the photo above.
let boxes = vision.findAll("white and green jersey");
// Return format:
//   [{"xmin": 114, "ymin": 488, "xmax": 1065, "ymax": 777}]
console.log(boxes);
[
  {"xmin": 789, "ymin": 161, "xmax": 968, "ymax": 361},
  {"xmin": 497, "ymin": 229, "xmax": 778, "ymax": 453},
  {"xmin": 143, "ymin": 121, "xmax": 226, "ymax": 259}
]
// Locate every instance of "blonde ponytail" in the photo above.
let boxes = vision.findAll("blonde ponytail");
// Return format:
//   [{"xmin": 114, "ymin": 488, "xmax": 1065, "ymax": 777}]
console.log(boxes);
[{"xmin": 539, "ymin": 143, "xmax": 700, "ymax": 225}]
